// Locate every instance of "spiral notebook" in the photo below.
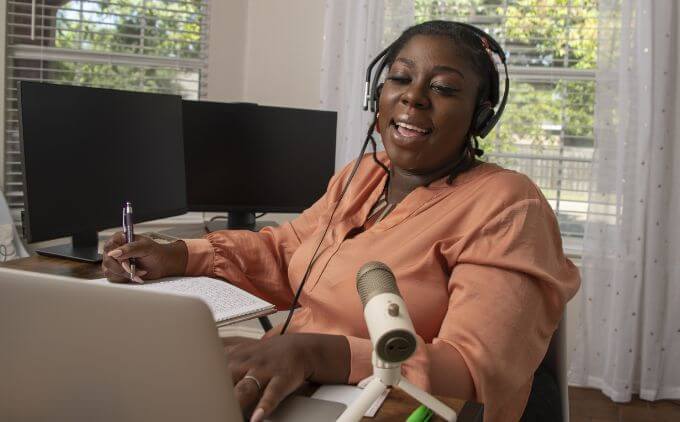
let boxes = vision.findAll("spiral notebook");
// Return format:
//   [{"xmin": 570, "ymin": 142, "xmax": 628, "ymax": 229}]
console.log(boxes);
[{"xmin": 93, "ymin": 276, "xmax": 276, "ymax": 327}]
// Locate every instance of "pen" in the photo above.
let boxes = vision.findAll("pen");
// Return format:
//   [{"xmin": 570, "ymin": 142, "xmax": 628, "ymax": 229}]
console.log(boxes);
[
  {"xmin": 122, "ymin": 201, "xmax": 136, "ymax": 280},
  {"xmin": 406, "ymin": 405, "xmax": 433, "ymax": 422}
]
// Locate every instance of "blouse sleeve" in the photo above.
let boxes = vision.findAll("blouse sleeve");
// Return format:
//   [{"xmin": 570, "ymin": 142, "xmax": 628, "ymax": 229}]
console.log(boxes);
[
  {"xmin": 347, "ymin": 197, "xmax": 580, "ymax": 422},
  {"xmin": 182, "ymin": 165, "xmax": 351, "ymax": 309}
]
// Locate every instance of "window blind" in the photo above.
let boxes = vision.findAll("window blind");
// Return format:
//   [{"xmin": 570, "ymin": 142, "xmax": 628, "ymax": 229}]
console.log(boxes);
[
  {"xmin": 393, "ymin": 0, "xmax": 603, "ymax": 254},
  {"xmin": 3, "ymin": 0, "xmax": 210, "ymax": 221}
]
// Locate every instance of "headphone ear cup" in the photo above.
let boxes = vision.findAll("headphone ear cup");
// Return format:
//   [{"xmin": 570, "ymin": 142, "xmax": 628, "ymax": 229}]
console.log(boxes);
[{"xmin": 473, "ymin": 105, "xmax": 495, "ymax": 136}]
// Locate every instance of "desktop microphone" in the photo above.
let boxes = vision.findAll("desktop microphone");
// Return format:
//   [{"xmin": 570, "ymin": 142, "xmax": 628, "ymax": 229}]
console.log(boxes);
[
  {"xmin": 356, "ymin": 262, "xmax": 417, "ymax": 363},
  {"xmin": 339, "ymin": 262, "xmax": 457, "ymax": 422}
]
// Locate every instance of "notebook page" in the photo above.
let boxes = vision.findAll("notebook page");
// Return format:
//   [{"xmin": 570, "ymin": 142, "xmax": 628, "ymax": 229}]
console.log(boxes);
[{"xmin": 92, "ymin": 276, "xmax": 274, "ymax": 324}]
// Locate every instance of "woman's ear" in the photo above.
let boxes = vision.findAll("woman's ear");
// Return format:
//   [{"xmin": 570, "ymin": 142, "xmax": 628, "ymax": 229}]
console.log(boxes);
[{"xmin": 375, "ymin": 112, "xmax": 381, "ymax": 134}]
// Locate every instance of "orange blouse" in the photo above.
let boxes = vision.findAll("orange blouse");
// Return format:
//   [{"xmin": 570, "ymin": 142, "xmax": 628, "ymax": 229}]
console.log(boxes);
[{"xmin": 184, "ymin": 152, "xmax": 580, "ymax": 422}]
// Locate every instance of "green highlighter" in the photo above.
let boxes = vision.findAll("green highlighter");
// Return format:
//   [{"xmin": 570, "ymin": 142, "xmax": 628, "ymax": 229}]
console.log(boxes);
[{"xmin": 406, "ymin": 405, "xmax": 433, "ymax": 422}]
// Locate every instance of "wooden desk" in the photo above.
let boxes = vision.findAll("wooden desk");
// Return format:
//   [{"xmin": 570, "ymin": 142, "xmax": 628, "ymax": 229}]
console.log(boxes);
[{"xmin": 1, "ymin": 226, "xmax": 483, "ymax": 421}]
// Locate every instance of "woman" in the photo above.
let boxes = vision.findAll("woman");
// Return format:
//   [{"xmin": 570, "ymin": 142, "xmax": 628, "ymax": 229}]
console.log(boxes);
[{"xmin": 103, "ymin": 21, "xmax": 580, "ymax": 422}]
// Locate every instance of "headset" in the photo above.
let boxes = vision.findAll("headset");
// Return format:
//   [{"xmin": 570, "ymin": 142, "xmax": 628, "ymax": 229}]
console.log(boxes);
[
  {"xmin": 280, "ymin": 21, "xmax": 510, "ymax": 334},
  {"xmin": 363, "ymin": 21, "xmax": 509, "ymax": 143}
]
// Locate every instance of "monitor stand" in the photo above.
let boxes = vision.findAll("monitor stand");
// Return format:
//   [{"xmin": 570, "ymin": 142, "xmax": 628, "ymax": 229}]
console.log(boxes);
[
  {"xmin": 205, "ymin": 212, "xmax": 276, "ymax": 232},
  {"xmin": 228, "ymin": 212, "xmax": 257, "ymax": 230},
  {"xmin": 36, "ymin": 231, "xmax": 102, "ymax": 263}
]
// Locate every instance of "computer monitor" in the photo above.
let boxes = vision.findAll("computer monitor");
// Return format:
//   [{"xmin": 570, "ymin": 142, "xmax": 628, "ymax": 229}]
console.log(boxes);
[
  {"xmin": 19, "ymin": 82, "xmax": 187, "ymax": 263},
  {"xmin": 183, "ymin": 101, "xmax": 336, "ymax": 230}
]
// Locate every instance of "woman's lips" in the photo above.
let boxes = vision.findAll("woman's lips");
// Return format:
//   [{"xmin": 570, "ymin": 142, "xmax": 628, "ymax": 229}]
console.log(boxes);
[
  {"xmin": 388, "ymin": 120, "xmax": 432, "ymax": 146},
  {"xmin": 397, "ymin": 125, "xmax": 425, "ymax": 137}
]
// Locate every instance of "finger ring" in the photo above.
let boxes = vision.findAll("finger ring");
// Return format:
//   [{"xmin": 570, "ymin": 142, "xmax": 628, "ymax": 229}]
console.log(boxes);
[{"xmin": 242, "ymin": 375, "xmax": 262, "ymax": 393}]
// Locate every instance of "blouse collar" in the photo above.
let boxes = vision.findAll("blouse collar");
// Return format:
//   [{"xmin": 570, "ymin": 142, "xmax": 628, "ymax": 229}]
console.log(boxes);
[{"xmin": 358, "ymin": 152, "xmax": 503, "ymax": 231}]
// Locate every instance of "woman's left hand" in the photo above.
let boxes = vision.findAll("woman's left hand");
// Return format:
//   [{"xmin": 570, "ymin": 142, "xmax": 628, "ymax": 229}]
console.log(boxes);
[{"xmin": 226, "ymin": 333, "xmax": 350, "ymax": 422}]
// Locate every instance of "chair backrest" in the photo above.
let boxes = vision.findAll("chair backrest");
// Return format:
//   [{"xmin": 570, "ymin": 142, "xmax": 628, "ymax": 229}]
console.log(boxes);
[
  {"xmin": 542, "ymin": 316, "xmax": 569, "ymax": 422},
  {"xmin": 0, "ymin": 191, "xmax": 29, "ymax": 259}
]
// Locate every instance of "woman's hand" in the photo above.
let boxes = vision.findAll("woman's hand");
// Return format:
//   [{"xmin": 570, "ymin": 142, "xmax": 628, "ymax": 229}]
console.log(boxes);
[
  {"xmin": 227, "ymin": 333, "xmax": 350, "ymax": 422},
  {"xmin": 101, "ymin": 232, "xmax": 188, "ymax": 283}
]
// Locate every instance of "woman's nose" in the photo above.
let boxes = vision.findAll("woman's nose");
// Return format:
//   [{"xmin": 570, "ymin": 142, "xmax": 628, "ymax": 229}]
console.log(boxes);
[{"xmin": 400, "ymin": 84, "xmax": 430, "ymax": 109}]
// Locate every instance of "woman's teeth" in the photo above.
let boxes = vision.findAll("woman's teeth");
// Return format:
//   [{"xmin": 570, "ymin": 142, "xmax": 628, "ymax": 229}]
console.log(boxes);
[{"xmin": 395, "ymin": 122, "xmax": 429, "ymax": 137}]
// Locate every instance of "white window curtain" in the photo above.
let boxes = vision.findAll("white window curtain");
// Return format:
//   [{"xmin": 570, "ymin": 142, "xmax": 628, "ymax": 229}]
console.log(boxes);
[
  {"xmin": 569, "ymin": 0, "xmax": 680, "ymax": 402},
  {"xmin": 320, "ymin": 0, "xmax": 414, "ymax": 169}
]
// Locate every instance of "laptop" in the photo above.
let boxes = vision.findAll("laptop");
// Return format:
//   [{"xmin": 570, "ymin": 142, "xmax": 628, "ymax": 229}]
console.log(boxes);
[{"xmin": 0, "ymin": 268, "xmax": 345, "ymax": 422}]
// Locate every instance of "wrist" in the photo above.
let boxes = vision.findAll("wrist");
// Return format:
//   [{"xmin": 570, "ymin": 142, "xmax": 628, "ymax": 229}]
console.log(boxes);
[
  {"xmin": 162, "ymin": 240, "xmax": 188, "ymax": 277},
  {"xmin": 301, "ymin": 333, "xmax": 351, "ymax": 384}
]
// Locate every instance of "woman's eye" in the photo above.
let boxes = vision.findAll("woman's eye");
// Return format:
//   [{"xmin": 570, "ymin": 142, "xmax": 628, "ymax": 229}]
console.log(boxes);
[
  {"xmin": 431, "ymin": 84, "xmax": 458, "ymax": 95},
  {"xmin": 387, "ymin": 75, "xmax": 410, "ymax": 84}
]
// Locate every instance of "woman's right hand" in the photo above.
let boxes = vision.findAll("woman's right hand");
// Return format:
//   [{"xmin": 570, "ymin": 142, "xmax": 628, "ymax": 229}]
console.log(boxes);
[{"xmin": 101, "ymin": 232, "xmax": 188, "ymax": 283}]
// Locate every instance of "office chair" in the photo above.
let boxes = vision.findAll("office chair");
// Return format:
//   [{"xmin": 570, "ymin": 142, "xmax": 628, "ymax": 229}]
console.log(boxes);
[
  {"xmin": 520, "ymin": 314, "xmax": 568, "ymax": 422},
  {"xmin": 541, "ymin": 315, "xmax": 569, "ymax": 422}
]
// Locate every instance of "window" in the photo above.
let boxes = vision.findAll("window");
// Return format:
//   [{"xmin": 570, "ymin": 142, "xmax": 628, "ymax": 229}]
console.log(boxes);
[
  {"xmin": 3, "ymin": 0, "xmax": 209, "ymax": 220},
  {"xmin": 389, "ymin": 0, "xmax": 599, "ymax": 254}
]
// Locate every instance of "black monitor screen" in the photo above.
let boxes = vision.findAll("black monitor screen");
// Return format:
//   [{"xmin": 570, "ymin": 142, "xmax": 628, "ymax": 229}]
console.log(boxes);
[
  {"xmin": 183, "ymin": 101, "xmax": 336, "ymax": 214},
  {"xmin": 19, "ymin": 82, "xmax": 187, "ymax": 243}
]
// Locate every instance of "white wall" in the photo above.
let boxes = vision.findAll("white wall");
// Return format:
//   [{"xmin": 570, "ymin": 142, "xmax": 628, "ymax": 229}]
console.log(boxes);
[
  {"xmin": 243, "ymin": 0, "xmax": 324, "ymax": 108},
  {"xmin": 205, "ymin": 0, "xmax": 248, "ymax": 102},
  {"xmin": 207, "ymin": 0, "xmax": 325, "ymax": 109}
]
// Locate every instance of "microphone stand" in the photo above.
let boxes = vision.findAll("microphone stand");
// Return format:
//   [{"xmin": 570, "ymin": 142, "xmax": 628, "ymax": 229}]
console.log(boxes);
[{"xmin": 336, "ymin": 351, "xmax": 457, "ymax": 422}]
